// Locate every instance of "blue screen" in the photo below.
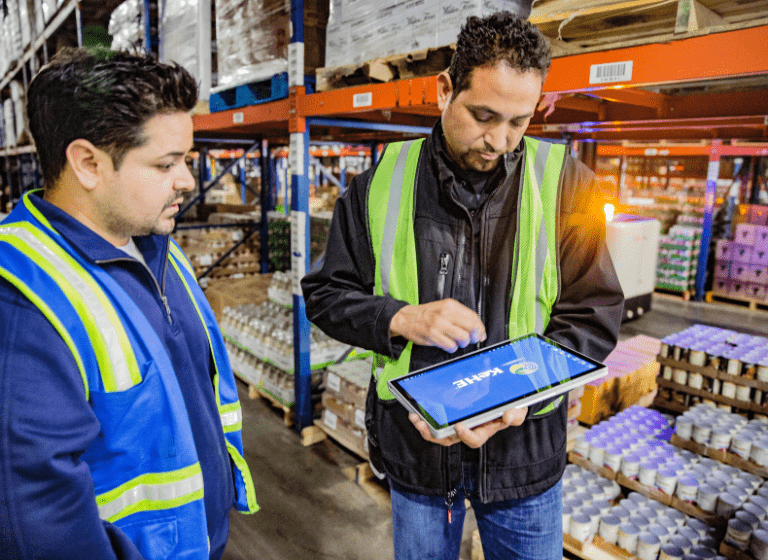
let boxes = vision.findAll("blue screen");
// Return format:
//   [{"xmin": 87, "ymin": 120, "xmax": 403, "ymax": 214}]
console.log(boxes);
[{"xmin": 396, "ymin": 335, "xmax": 598, "ymax": 427}]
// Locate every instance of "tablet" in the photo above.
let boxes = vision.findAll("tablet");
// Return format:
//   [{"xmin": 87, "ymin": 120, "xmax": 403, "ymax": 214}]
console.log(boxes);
[{"xmin": 387, "ymin": 333, "xmax": 607, "ymax": 439}]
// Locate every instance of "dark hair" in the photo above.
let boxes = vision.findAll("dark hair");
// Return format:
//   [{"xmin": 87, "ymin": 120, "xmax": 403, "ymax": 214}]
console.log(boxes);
[
  {"xmin": 26, "ymin": 48, "xmax": 198, "ymax": 187},
  {"xmin": 447, "ymin": 12, "xmax": 551, "ymax": 98}
]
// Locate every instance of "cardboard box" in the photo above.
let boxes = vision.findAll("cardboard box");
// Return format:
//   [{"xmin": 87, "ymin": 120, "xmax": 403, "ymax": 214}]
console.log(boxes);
[
  {"xmin": 577, "ymin": 336, "xmax": 661, "ymax": 425},
  {"xmin": 203, "ymin": 273, "xmax": 272, "ymax": 320}
]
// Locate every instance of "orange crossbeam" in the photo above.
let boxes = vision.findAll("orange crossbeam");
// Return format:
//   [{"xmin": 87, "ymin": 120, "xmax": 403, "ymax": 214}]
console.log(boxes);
[{"xmin": 544, "ymin": 25, "xmax": 768, "ymax": 94}]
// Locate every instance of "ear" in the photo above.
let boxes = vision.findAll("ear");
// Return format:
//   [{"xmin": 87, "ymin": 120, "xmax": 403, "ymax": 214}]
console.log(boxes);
[
  {"xmin": 436, "ymin": 71, "xmax": 454, "ymax": 111},
  {"xmin": 65, "ymin": 139, "xmax": 110, "ymax": 191}
]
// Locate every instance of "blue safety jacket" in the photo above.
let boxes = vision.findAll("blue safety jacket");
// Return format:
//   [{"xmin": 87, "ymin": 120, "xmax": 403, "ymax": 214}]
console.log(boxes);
[{"xmin": 0, "ymin": 192, "xmax": 257, "ymax": 559}]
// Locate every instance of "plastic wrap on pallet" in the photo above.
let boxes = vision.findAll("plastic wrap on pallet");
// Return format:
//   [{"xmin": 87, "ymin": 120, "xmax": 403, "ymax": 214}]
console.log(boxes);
[
  {"xmin": 215, "ymin": 0, "xmax": 327, "ymax": 91},
  {"xmin": 19, "ymin": 0, "xmax": 37, "ymax": 50},
  {"xmin": 4, "ymin": 0, "xmax": 23, "ymax": 64},
  {"xmin": 109, "ymin": 0, "xmax": 144, "ymax": 52},
  {"xmin": 10, "ymin": 81, "xmax": 25, "ymax": 144},
  {"xmin": 215, "ymin": 0, "xmax": 289, "ymax": 90},
  {"xmin": 325, "ymin": 0, "xmax": 530, "ymax": 69},
  {"xmin": 4, "ymin": 99, "xmax": 16, "ymax": 148},
  {"xmin": 159, "ymin": 0, "xmax": 212, "ymax": 100}
]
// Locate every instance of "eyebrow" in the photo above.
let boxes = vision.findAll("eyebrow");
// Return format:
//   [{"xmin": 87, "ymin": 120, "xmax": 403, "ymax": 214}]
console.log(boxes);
[
  {"xmin": 157, "ymin": 150, "xmax": 192, "ymax": 159},
  {"xmin": 467, "ymin": 105, "xmax": 534, "ymax": 121}
]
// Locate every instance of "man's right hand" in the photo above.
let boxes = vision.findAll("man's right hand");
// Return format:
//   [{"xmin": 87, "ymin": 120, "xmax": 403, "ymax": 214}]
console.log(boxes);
[{"xmin": 389, "ymin": 299, "xmax": 486, "ymax": 353}]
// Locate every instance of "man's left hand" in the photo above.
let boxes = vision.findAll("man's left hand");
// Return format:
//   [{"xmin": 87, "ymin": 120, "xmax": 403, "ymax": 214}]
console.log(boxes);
[{"xmin": 408, "ymin": 407, "xmax": 528, "ymax": 448}]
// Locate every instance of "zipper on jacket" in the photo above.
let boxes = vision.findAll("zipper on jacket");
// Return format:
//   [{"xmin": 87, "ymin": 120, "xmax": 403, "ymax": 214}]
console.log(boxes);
[
  {"xmin": 96, "ymin": 251, "xmax": 173, "ymax": 324},
  {"xmin": 445, "ymin": 488, "xmax": 458, "ymax": 524},
  {"xmin": 437, "ymin": 253, "xmax": 450, "ymax": 299}
]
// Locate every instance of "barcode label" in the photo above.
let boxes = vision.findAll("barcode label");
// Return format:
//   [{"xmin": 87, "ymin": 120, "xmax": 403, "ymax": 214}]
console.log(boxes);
[
  {"xmin": 589, "ymin": 61, "xmax": 633, "ymax": 85},
  {"xmin": 353, "ymin": 92, "xmax": 373, "ymax": 108}
]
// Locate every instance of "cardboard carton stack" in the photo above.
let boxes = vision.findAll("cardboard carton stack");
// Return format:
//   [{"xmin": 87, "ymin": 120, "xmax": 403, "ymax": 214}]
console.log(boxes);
[
  {"xmin": 656, "ymin": 218, "xmax": 702, "ymax": 293},
  {"xmin": 714, "ymin": 218, "xmax": 768, "ymax": 301},
  {"xmin": 577, "ymin": 335, "xmax": 661, "ymax": 425},
  {"xmin": 321, "ymin": 359, "xmax": 371, "ymax": 458}
]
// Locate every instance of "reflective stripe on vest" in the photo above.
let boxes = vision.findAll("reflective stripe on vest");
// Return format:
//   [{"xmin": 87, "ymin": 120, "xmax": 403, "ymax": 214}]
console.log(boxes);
[
  {"xmin": 369, "ymin": 137, "xmax": 566, "ymax": 412},
  {"xmin": 0, "ymin": 222, "xmax": 141, "ymax": 393},
  {"xmin": 167, "ymin": 240, "xmax": 258, "ymax": 514},
  {"xmin": 97, "ymin": 464, "xmax": 205, "ymax": 523}
]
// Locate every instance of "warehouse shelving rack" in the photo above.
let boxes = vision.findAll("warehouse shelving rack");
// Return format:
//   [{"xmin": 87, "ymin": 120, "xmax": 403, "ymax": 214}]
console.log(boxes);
[{"xmin": 193, "ymin": 15, "xmax": 768, "ymax": 432}]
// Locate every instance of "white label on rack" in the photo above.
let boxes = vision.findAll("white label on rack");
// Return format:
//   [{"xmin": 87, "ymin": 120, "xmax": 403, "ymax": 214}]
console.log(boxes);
[
  {"xmin": 288, "ymin": 43, "xmax": 304, "ymax": 87},
  {"xmin": 291, "ymin": 210, "xmax": 307, "ymax": 296},
  {"xmin": 290, "ymin": 133, "xmax": 304, "ymax": 176},
  {"xmin": 354, "ymin": 408, "xmax": 366, "ymax": 429},
  {"xmin": 327, "ymin": 372, "xmax": 341, "ymax": 392},
  {"xmin": 353, "ymin": 92, "xmax": 373, "ymax": 108},
  {"xmin": 707, "ymin": 161, "xmax": 720, "ymax": 183},
  {"xmin": 198, "ymin": 254, "xmax": 213, "ymax": 267},
  {"xmin": 233, "ymin": 112, "xmax": 244, "ymax": 124},
  {"xmin": 323, "ymin": 410, "xmax": 338, "ymax": 430},
  {"xmin": 589, "ymin": 60, "xmax": 633, "ymax": 84}
]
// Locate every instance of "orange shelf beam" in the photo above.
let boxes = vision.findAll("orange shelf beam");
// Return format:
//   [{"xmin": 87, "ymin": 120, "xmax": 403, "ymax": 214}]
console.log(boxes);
[
  {"xmin": 598, "ymin": 144, "xmax": 768, "ymax": 157},
  {"xmin": 302, "ymin": 76, "xmax": 439, "ymax": 117},
  {"xmin": 544, "ymin": 25, "xmax": 768, "ymax": 94},
  {"xmin": 192, "ymin": 98, "xmax": 291, "ymax": 132}
]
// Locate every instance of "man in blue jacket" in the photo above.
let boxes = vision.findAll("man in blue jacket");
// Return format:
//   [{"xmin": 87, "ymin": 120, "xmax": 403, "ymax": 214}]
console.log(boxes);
[{"xmin": 0, "ymin": 48, "xmax": 258, "ymax": 559}]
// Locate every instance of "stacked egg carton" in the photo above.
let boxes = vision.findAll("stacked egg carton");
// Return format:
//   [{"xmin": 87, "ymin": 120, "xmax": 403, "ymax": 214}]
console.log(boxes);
[
  {"xmin": 675, "ymin": 404, "xmax": 768, "ymax": 472},
  {"xmin": 723, "ymin": 479, "xmax": 768, "ymax": 559},
  {"xmin": 563, "ymin": 464, "xmax": 724, "ymax": 560}
]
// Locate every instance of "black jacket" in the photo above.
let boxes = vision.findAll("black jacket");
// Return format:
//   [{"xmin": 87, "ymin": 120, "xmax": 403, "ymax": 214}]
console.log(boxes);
[{"xmin": 302, "ymin": 123, "xmax": 624, "ymax": 502}]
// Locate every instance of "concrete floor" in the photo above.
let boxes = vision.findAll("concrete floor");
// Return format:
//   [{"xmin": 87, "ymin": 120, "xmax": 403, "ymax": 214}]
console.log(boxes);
[{"xmin": 222, "ymin": 293, "xmax": 768, "ymax": 560}]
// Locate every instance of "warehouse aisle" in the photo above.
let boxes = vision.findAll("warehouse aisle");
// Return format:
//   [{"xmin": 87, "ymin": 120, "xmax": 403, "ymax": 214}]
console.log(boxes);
[{"xmin": 223, "ymin": 293, "xmax": 768, "ymax": 560}]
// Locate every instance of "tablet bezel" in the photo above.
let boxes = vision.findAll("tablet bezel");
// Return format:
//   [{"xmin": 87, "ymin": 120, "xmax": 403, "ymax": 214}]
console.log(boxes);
[{"xmin": 387, "ymin": 333, "xmax": 607, "ymax": 439}]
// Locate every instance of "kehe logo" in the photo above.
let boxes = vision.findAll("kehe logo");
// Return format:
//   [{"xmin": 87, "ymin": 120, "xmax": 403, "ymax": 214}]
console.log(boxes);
[
  {"xmin": 508, "ymin": 360, "xmax": 539, "ymax": 376},
  {"xmin": 451, "ymin": 358, "xmax": 540, "ymax": 389}
]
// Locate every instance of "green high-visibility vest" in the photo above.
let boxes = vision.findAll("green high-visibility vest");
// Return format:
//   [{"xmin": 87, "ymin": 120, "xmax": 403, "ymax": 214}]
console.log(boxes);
[{"xmin": 368, "ymin": 136, "xmax": 566, "ymax": 415}]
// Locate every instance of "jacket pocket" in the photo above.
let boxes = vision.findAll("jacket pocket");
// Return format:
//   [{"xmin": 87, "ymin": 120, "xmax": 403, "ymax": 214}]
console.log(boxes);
[{"xmin": 119, "ymin": 516, "xmax": 178, "ymax": 560}]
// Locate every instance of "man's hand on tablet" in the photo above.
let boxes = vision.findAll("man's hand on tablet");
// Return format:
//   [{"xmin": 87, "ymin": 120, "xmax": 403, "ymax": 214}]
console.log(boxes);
[{"xmin": 408, "ymin": 407, "xmax": 528, "ymax": 448}]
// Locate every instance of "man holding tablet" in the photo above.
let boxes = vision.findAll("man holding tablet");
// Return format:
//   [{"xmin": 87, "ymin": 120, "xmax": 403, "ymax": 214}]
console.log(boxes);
[{"xmin": 302, "ymin": 11, "xmax": 624, "ymax": 560}]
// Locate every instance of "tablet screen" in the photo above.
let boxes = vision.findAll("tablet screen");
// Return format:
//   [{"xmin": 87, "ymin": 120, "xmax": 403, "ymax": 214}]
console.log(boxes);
[{"xmin": 390, "ymin": 334, "xmax": 602, "ymax": 429}]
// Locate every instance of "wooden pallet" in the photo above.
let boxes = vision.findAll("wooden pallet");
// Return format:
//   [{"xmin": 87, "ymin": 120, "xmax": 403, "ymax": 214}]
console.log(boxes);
[
  {"xmin": 531, "ymin": 0, "xmax": 768, "ymax": 58},
  {"xmin": 316, "ymin": 45, "xmax": 455, "ymax": 92},
  {"xmin": 720, "ymin": 540, "xmax": 755, "ymax": 560},
  {"xmin": 654, "ymin": 287, "xmax": 692, "ymax": 301},
  {"xmin": 706, "ymin": 291, "xmax": 768, "ymax": 312},
  {"xmin": 342, "ymin": 462, "xmax": 392, "ymax": 511},
  {"xmin": 670, "ymin": 434, "xmax": 768, "ymax": 479},
  {"xmin": 249, "ymin": 384, "xmax": 295, "ymax": 427}
]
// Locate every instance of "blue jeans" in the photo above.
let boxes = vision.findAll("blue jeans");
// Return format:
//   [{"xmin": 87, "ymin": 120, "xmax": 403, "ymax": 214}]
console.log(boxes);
[{"xmin": 390, "ymin": 464, "xmax": 563, "ymax": 560}]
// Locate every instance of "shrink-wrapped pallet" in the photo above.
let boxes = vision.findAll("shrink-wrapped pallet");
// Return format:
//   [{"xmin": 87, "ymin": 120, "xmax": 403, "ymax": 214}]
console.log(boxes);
[
  {"xmin": 215, "ymin": 0, "xmax": 327, "ymax": 90},
  {"xmin": 159, "ymin": 0, "xmax": 212, "ymax": 99},
  {"xmin": 325, "ymin": 0, "xmax": 530, "ymax": 69},
  {"xmin": 108, "ymin": 0, "xmax": 144, "ymax": 52}
]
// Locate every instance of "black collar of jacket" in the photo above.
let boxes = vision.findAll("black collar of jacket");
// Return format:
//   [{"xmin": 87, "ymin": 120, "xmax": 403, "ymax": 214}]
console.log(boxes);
[{"xmin": 427, "ymin": 121, "xmax": 525, "ymax": 201}]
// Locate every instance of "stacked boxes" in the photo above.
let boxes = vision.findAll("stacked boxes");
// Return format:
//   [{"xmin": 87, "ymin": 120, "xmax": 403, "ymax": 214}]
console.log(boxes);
[
  {"xmin": 714, "ymin": 223, "xmax": 768, "ymax": 301},
  {"xmin": 324, "ymin": 0, "xmax": 529, "ymax": 69},
  {"xmin": 321, "ymin": 359, "xmax": 371, "ymax": 458},
  {"xmin": 577, "ymin": 335, "xmax": 661, "ymax": 425},
  {"xmin": 656, "ymin": 221, "xmax": 702, "ymax": 293}
]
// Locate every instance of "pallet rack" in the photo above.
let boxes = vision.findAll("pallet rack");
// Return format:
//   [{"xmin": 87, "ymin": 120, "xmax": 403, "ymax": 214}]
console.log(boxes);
[
  {"xmin": 1, "ymin": 0, "xmax": 767, "ymax": 435},
  {"xmin": 192, "ymin": 15, "xmax": 768, "ymax": 432}
]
